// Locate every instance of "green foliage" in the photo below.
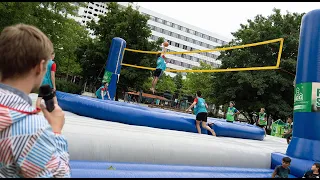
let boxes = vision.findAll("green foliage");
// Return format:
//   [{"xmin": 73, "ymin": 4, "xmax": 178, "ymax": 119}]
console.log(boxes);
[
  {"xmin": 173, "ymin": 72, "xmax": 183, "ymax": 91},
  {"xmin": 212, "ymin": 8, "xmax": 302, "ymax": 120},
  {"xmin": 0, "ymin": 2, "xmax": 90, "ymax": 77},
  {"xmin": 56, "ymin": 79, "xmax": 82, "ymax": 94},
  {"xmin": 142, "ymin": 74, "xmax": 177, "ymax": 93},
  {"xmin": 77, "ymin": 2, "xmax": 163, "ymax": 92},
  {"xmin": 183, "ymin": 62, "xmax": 216, "ymax": 103}
]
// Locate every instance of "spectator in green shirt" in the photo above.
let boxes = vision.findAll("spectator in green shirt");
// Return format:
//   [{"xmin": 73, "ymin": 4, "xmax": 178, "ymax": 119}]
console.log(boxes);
[{"xmin": 225, "ymin": 101, "xmax": 240, "ymax": 123}]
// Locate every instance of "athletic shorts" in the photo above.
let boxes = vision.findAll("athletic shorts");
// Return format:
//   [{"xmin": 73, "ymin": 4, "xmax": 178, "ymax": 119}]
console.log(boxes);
[
  {"xmin": 38, "ymin": 88, "xmax": 56, "ymax": 98},
  {"xmin": 153, "ymin": 68, "xmax": 163, "ymax": 78},
  {"xmin": 257, "ymin": 124, "xmax": 266, "ymax": 128},
  {"xmin": 196, "ymin": 112, "xmax": 208, "ymax": 122}
]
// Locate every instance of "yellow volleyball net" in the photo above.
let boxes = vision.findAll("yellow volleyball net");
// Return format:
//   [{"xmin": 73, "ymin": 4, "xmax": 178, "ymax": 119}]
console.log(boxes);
[{"xmin": 121, "ymin": 38, "xmax": 284, "ymax": 73}]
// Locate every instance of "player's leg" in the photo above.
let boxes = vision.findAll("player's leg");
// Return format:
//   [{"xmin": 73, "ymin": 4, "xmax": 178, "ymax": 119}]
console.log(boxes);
[
  {"xmin": 200, "ymin": 113, "xmax": 216, "ymax": 136},
  {"xmin": 195, "ymin": 120, "xmax": 201, "ymax": 134}
]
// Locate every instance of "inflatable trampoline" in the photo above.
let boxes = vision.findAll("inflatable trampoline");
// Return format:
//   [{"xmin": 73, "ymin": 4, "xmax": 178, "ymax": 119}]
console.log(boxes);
[
  {"xmin": 56, "ymin": 91, "xmax": 265, "ymax": 140},
  {"xmin": 31, "ymin": 8, "xmax": 320, "ymax": 178}
]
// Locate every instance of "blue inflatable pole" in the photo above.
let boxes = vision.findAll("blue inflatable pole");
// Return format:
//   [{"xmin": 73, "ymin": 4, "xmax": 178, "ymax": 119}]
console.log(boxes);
[
  {"xmin": 102, "ymin": 37, "xmax": 126, "ymax": 100},
  {"xmin": 287, "ymin": 9, "xmax": 320, "ymax": 161}
]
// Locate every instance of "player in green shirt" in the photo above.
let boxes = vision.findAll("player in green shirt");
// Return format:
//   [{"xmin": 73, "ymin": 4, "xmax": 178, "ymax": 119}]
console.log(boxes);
[
  {"xmin": 225, "ymin": 101, "xmax": 240, "ymax": 123},
  {"xmin": 257, "ymin": 108, "xmax": 267, "ymax": 136}
]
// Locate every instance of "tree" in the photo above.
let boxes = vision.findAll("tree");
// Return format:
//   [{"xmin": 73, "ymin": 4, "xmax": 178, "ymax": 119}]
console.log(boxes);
[
  {"xmin": 212, "ymin": 8, "xmax": 302, "ymax": 122},
  {"xmin": 0, "ymin": 2, "xmax": 90, "ymax": 77},
  {"xmin": 79, "ymin": 2, "xmax": 163, "ymax": 93},
  {"xmin": 183, "ymin": 62, "xmax": 216, "ymax": 104},
  {"xmin": 142, "ymin": 74, "xmax": 177, "ymax": 94}
]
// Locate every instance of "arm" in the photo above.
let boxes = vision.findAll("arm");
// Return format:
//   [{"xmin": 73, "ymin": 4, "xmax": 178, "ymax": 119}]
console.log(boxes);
[
  {"xmin": 51, "ymin": 63, "xmax": 56, "ymax": 90},
  {"xmin": 107, "ymin": 91, "xmax": 111, "ymax": 100},
  {"xmin": 162, "ymin": 44, "xmax": 167, "ymax": 54},
  {"xmin": 235, "ymin": 109, "xmax": 240, "ymax": 115},
  {"xmin": 271, "ymin": 167, "xmax": 279, "ymax": 178},
  {"xmin": 15, "ymin": 119, "xmax": 70, "ymax": 178},
  {"xmin": 101, "ymin": 90, "xmax": 104, "ymax": 100},
  {"xmin": 205, "ymin": 103, "xmax": 209, "ymax": 109},
  {"xmin": 186, "ymin": 101, "xmax": 197, "ymax": 112}
]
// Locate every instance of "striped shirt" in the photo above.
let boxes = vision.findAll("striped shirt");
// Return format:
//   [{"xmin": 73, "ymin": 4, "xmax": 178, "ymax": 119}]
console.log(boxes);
[{"xmin": 0, "ymin": 83, "xmax": 70, "ymax": 178}]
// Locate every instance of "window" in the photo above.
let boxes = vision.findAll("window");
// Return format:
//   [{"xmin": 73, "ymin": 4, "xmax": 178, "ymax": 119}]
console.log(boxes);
[
  {"xmin": 175, "ymin": 42, "xmax": 180, "ymax": 48},
  {"xmin": 180, "ymin": 35, "xmax": 186, "ymax": 41},
  {"xmin": 150, "ymin": 16, "xmax": 156, "ymax": 21},
  {"xmin": 163, "ymin": 20, "xmax": 167, "ymax": 24},
  {"xmin": 162, "ymin": 29, "xmax": 167, "ymax": 34},
  {"xmin": 178, "ymin": 25, "xmax": 182, "ymax": 30},
  {"xmin": 155, "ymin": 27, "xmax": 161, "ymax": 32},
  {"xmin": 89, "ymin": 6, "xmax": 93, "ymax": 9},
  {"xmin": 189, "ymin": 29, "xmax": 195, "ymax": 35},
  {"xmin": 182, "ymin": 27, "xmax": 187, "ymax": 32},
  {"xmin": 179, "ymin": 43, "xmax": 183, "ymax": 48},
  {"xmin": 84, "ymin": 10, "xmax": 87, "ymax": 13},
  {"xmin": 193, "ymin": 39, "xmax": 197, "ymax": 44},
  {"xmin": 169, "ymin": 31, "xmax": 172, "ymax": 36},
  {"xmin": 157, "ymin": 18, "xmax": 163, "ymax": 23},
  {"xmin": 177, "ymin": 34, "xmax": 181, "ymax": 39},
  {"xmin": 183, "ymin": 45, "xmax": 187, "ymax": 50},
  {"xmin": 166, "ymin": 21, "xmax": 171, "ymax": 26},
  {"xmin": 94, "ymin": 13, "xmax": 97, "ymax": 16},
  {"xmin": 185, "ymin": 28, "xmax": 190, "ymax": 33},
  {"xmin": 82, "ymin": 20, "xmax": 85, "ymax": 23},
  {"xmin": 195, "ymin": 31, "xmax": 200, "ymax": 36},
  {"xmin": 88, "ymin": 11, "xmax": 92, "ymax": 14}
]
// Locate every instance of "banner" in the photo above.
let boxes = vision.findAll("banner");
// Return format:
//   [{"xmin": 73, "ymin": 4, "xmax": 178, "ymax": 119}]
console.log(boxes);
[
  {"xmin": 294, "ymin": 82, "xmax": 320, "ymax": 112},
  {"xmin": 102, "ymin": 71, "xmax": 113, "ymax": 84},
  {"xmin": 271, "ymin": 119, "xmax": 286, "ymax": 137}
]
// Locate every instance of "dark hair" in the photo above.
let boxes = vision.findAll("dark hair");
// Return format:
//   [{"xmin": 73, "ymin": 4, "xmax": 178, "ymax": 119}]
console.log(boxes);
[
  {"xmin": 230, "ymin": 101, "xmax": 235, "ymax": 105},
  {"xmin": 314, "ymin": 163, "xmax": 320, "ymax": 169},
  {"xmin": 196, "ymin": 91, "xmax": 202, "ymax": 97},
  {"xmin": 282, "ymin": 157, "xmax": 291, "ymax": 163}
]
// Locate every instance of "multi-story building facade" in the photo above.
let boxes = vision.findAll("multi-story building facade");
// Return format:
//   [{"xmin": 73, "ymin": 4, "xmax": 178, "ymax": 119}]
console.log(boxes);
[{"xmin": 74, "ymin": 2, "xmax": 230, "ymax": 76}]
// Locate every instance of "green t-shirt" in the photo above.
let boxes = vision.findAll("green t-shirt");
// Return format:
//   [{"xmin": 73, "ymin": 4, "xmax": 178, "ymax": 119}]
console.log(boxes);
[
  {"xmin": 258, "ymin": 112, "xmax": 267, "ymax": 125},
  {"xmin": 226, "ymin": 107, "xmax": 238, "ymax": 122}
]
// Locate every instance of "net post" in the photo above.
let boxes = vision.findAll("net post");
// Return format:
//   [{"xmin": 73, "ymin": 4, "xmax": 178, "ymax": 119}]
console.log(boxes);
[{"xmin": 103, "ymin": 37, "xmax": 126, "ymax": 100}]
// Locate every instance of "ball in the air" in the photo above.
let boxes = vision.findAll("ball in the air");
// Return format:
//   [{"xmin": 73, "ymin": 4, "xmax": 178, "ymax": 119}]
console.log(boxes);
[{"xmin": 163, "ymin": 41, "xmax": 169, "ymax": 47}]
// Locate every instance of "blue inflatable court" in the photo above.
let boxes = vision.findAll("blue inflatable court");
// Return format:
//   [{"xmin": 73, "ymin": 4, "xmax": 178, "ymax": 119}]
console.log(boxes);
[
  {"xmin": 57, "ymin": 91, "xmax": 265, "ymax": 140},
  {"xmin": 52, "ymin": 9, "xmax": 320, "ymax": 178}
]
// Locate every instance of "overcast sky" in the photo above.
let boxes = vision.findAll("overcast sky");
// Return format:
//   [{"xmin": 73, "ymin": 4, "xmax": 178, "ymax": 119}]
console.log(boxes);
[{"xmin": 137, "ymin": 2, "xmax": 320, "ymax": 40}]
